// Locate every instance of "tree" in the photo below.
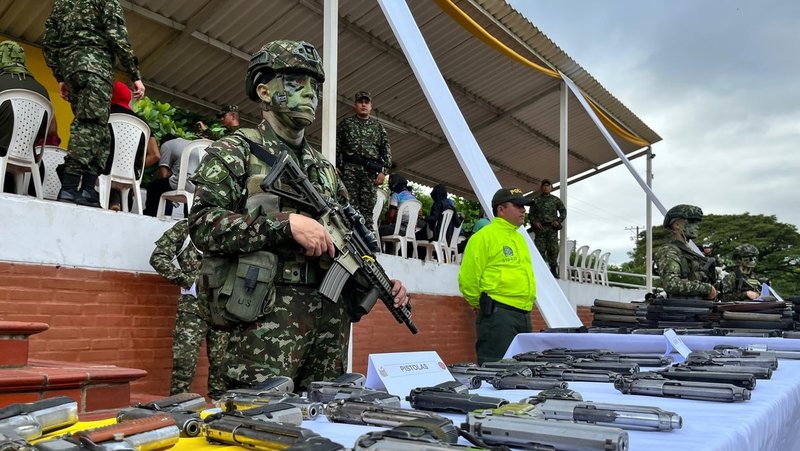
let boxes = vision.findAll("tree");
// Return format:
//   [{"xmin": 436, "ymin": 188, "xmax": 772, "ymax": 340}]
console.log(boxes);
[{"xmin": 626, "ymin": 213, "xmax": 800, "ymax": 295}]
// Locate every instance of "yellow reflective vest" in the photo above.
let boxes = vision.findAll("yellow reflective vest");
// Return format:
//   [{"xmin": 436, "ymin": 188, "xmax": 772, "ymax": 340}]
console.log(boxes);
[{"xmin": 458, "ymin": 217, "xmax": 536, "ymax": 311}]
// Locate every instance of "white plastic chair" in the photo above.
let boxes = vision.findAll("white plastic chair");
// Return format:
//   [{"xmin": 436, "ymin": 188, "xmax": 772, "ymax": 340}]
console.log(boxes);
[
  {"xmin": 0, "ymin": 89, "xmax": 52, "ymax": 198},
  {"xmin": 372, "ymin": 189, "xmax": 387, "ymax": 234},
  {"xmin": 569, "ymin": 245, "xmax": 590, "ymax": 282},
  {"xmin": 418, "ymin": 209, "xmax": 453, "ymax": 263},
  {"xmin": 99, "ymin": 113, "xmax": 150, "ymax": 213},
  {"xmin": 580, "ymin": 248, "xmax": 601, "ymax": 283},
  {"xmin": 380, "ymin": 198, "xmax": 422, "ymax": 258},
  {"xmin": 39, "ymin": 146, "xmax": 67, "ymax": 200},
  {"xmin": 596, "ymin": 251, "xmax": 611, "ymax": 286},
  {"xmin": 156, "ymin": 138, "xmax": 212, "ymax": 219},
  {"xmin": 447, "ymin": 223, "xmax": 463, "ymax": 264}
]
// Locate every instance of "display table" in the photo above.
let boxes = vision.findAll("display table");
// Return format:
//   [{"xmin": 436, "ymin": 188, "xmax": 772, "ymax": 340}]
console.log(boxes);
[{"xmin": 39, "ymin": 333, "xmax": 800, "ymax": 450}]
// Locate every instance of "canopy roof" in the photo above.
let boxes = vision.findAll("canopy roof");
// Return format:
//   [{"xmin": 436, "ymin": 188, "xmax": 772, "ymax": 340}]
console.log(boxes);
[{"xmin": 5, "ymin": 0, "xmax": 661, "ymax": 198}]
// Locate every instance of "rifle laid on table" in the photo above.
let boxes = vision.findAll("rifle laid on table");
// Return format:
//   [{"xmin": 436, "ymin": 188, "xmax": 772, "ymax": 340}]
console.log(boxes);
[{"xmin": 260, "ymin": 150, "xmax": 417, "ymax": 334}]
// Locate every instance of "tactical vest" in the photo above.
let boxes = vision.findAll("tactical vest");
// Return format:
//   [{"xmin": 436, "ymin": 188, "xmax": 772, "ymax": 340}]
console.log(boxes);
[
  {"xmin": 660, "ymin": 241, "xmax": 714, "ymax": 283},
  {"xmin": 202, "ymin": 125, "xmax": 339, "ymax": 327}
]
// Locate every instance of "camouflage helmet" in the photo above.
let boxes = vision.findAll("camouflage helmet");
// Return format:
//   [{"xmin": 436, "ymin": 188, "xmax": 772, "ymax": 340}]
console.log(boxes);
[
  {"xmin": 733, "ymin": 244, "xmax": 759, "ymax": 259},
  {"xmin": 662, "ymin": 204, "xmax": 703, "ymax": 228},
  {"xmin": 245, "ymin": 40, "xmax": 325, "ymax": 101}
]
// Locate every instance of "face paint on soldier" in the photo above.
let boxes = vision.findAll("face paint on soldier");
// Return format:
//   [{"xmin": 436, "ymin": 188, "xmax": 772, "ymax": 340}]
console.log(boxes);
[
  {"xmin": 257, "ymin": 72, "xmax": 319, "ymax": 130},
  {"xmin": 682, "ymin": 220, "xmax": 700, "ymax": 240}
]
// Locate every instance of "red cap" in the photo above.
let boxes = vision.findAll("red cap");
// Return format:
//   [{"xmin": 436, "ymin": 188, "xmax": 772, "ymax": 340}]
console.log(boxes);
[{"xmin": 111, "ymin": 81, "xmax": 132, "ymax": 109}]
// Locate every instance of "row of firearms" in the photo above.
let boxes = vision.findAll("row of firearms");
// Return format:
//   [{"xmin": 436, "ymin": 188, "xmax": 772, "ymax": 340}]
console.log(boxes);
[
  {"xmin": 591, "ymin": 298, "xmax": 800, "ymax": 336},
  {"xmin": 0, "ymin": 344, "xmax": 793, "ymax": 450}
]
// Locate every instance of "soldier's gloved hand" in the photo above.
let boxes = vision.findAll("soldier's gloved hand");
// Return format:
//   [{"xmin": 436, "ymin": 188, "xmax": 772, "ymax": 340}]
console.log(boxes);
[
  {"xmin": 288, "ymin": 213, "xmax": 335, "ymax": 258},
  {"xmin": 388, "ymin": 279, "xmax": 409, "ymax": 307}
]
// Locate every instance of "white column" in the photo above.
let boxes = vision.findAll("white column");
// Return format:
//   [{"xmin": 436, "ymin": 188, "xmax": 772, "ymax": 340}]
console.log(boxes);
[
  {"xmin": 645, "ymin": 146, "xmax": 654, "ymax": 291},
  {"xmin": 321, "ymin": 0, "xmax": 338, "ymax": 164},
  {"xmin": 558, "ymin": 81, "xmax": 569, "ymax": 280}
]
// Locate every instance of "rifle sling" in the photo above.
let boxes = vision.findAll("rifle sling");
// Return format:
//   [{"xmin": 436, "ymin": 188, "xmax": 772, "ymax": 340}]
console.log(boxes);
[{"xmin": 241, "ymin": 136, "xmax": 278, "ymax": 167}]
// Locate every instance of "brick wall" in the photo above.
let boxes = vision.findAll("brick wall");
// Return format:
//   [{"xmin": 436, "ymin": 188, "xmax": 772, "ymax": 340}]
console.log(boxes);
[{"xmin": 0, "ymin": 262, "xmax": 591, "ymax": 395}]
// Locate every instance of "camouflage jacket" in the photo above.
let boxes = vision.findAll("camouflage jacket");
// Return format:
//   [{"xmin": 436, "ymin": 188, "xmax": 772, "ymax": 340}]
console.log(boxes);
[
  {"xmin": 654, "ymin": 240, "xmax": 714, "ymax": 298},
  {"xmin": 529, "ymin": 193, "xmax": 566, "ymax": 226},
  {"xmin": 149, "ymin": 219, "xmax": 201, "ymax": 289},
  {"xmin": 335, "ymin": 116, "xmax": 391, "ymax": 172},
  {"xmin": 719, "ymin": 269, "xmax": 763, "ymax": 302},
  {"xmin": 188, "ymin": 122, "xmax": 348, "ymax": 257},
  {"xmin": 42, "ymin": 0, "xmax": 140, "ymax": 82}
]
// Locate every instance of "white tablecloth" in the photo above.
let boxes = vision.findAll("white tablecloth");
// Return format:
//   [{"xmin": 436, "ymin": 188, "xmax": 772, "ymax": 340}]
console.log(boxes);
[{"xmin": 302, "ymin": 333, "xmax": 800, "ymax": 450}]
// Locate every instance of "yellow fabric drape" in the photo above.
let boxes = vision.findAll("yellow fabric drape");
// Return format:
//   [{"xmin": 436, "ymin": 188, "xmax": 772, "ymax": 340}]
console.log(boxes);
[{"xmin": 434, "ymin": 0, "xmax": 651, "ymax": 147}]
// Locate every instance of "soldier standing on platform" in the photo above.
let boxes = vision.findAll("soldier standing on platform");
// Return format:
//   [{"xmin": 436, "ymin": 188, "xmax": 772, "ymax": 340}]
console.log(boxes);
[
  {"xmin": 720, "ymin": 244, "xmax": 768, "ymax": 302},
  {"xmin": 42, "ymin": 0, "xmax": 145, "ymax": 207},
  {"xmin": 336, "ymin": 91, "xmax": 391, "ymax": 231},
  {"xmin": 529, "ymin": 179, "xmax": 566, "ymax": 277},
  {"xmin": 150, "ymin": 219, "xmax": 230, "ymax": 399}
]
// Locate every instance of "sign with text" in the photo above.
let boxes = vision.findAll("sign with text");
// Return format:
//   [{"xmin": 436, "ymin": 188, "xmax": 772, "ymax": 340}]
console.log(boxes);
[
  {"xmin": 366, "ymin": 351, "xmax": 453, "ymax": 398},
  {"xmin": 663, "ymin": 329, "xmax": 693, "ymax": 360}
]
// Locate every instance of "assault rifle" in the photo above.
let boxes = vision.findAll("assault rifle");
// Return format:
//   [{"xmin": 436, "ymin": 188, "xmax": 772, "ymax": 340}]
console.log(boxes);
[
  {"xmin": 463, "ymin": 404, "xmax": 629, "ymax": 450},
  {"xmin": 614, "ymin": 374, "xmax": 751, "ymax": 402},
  {"xmin": 0, "ymin": 397, "xmax": 78, "ymax": 441},
  {"xmin": 204, "ymin": 414, "xmax": 342, "ymax": 450},
  {"xmin": 324, "ymin": 400, "xmax": 459, "ymax": 443},
  {"xmin": 684, "ymin": 353, "xmax": 773, "ymax": 377},
  {"xmin": 34, "ymin": 414, "xmax": 179, "ymax": 451},
  {"xmin": 451, "ymin": 361, "xmax": 568, "ymax": 390},
  {"xmin": 672, "ymin": 362, "xmax": 772, "ymax": 379},
  {"xmin": 520, "ymin": 388, "xmax": 682, "ymax": 431},
  {"xmin": 686, "ymin": 351, "xmax": 777, "ymax": 370},
  {"xmin": 261, "ymin": 150, "xmax": 417, "ymax": 334},
  {"xmin": 717, "ymin": 343, "xmax": 800, "ymax": 360},
  {"xmin": 116, "ymin": 392, "xmax": 207, "ymax": 437},
  {"xmin": 484, "ymin": 361, "xmax": 619, "ymax": 383},
  {"xmin": 652, "ymin": 367, "xmax": 757, "ymax": 390}
]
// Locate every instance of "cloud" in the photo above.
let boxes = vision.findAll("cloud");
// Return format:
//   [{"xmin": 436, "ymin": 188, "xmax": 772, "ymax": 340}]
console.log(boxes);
[{"xmin": 508, "ymin": 0, "xmax": 800, "ymax": 265}]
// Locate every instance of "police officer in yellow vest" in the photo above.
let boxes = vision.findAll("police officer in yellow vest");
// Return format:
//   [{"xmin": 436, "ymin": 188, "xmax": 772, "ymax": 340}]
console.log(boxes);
[
  {"xmin": 188, "ymin": 40, "xmax": 409, "ymax": 391},
  {"xmin": 458, "ymin": 187, "xmax": 536, "ymax": 364}
]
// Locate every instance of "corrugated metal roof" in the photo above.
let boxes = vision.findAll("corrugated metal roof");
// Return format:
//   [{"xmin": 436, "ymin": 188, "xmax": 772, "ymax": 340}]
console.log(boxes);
[{"xmin": 3, "ymin": 0, "xmax": 661, "ymax": 198}]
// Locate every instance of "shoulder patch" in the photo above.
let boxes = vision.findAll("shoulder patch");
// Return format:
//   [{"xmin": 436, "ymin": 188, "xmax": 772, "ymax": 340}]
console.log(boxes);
[{"xmin": 197, "ymin": 156, "xmax": 230, "ymax": 184}]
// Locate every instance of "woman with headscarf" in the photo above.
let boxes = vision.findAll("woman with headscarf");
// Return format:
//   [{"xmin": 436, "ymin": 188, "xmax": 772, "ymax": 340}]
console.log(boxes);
[
  {"xmin": 423, "ymin": 183, "xmax": 463, "ymax": 243},
  {"xmin": 1, "ymin": 40, "xmax": 59, "ymax": 193}
]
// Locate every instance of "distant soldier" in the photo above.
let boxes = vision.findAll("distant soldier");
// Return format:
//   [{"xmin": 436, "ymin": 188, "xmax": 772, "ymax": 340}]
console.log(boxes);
[
  {"xmin": 529, "ymin": 179, "xmax": 566, "ymax": 277},
  {"xmin": 336, "ymin": 91, "xmax": 391, "ymax": 231},
  {"xmin": 149, "ymin": 219, "xmax": 229, "ymax": 399},
  {"xmin": 654, "ymin": 204, "xmax": 717, "ymax": 300},
  {"xmin": 42, "ymin": 0, "xmax": 145, "ymax": 207},
  {"xmin": 720, "ymin": 244, "xmax": 768, "ymax": 302}
]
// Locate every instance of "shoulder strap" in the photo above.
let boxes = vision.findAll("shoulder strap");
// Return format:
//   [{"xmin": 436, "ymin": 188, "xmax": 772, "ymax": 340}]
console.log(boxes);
[{"xmin": 240, "ymin": 135, "xmax": 277, "ymax": 167}]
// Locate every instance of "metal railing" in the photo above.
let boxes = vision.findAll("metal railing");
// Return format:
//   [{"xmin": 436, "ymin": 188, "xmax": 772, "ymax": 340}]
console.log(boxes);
[{"xmin": 606, "ymin": 270, "xmax": 659, "ymax": 289}]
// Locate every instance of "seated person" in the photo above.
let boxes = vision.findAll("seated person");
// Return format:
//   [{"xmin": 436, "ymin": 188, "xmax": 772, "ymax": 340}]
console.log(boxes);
[
  {"xmin": 143, "ymin": 133, "xmax": 192, "ymax": 217},
  {"xmin": 421, "ymin": 183, "xmax": 463, "ymax": 243},
  {"xmin": 720, "ymin": 244, "xmax": 771, "ymax": 302},
  {"xmin": 0, "ymin": 40, "xmax": 59, "ymax": 194},
  {"xmin": 107, "ymin": 81, "xmax": 160, "ymax": 210},
  {"xmin": 379, "ymin": 173, "xmax": 421, "ymax": 237}
]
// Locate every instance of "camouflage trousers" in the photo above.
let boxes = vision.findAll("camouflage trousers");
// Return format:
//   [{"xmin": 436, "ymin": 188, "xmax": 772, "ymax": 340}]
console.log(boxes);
[
  {"xmin": 170, "ymin": 297, "xmax": 231, "ymax": 399},
  {"xmin": 340, "ymin": 165, "xmax": 378, "ymax": 232},
  {"xmin": 62, "ymin": 71, "xmax": 112, "ymax": 176},
  {"xmin": 534, "ymin": 228, "xmax": 560, "ymax": 274},
  {"xmin": 226, "ymin": 284, "xmax": 350, "ymax": 392}
]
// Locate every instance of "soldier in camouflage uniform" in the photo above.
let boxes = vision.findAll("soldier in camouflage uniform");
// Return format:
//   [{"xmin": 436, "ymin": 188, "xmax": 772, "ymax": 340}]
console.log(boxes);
[
  {"xmin": 654, "ymin": 204, "xmax": 717, "ymax": 299},
  {"xmin": 529, "ymin": 180, "xmax": 566, "ymax": 277},
  {"xmin": 42, "ymin": 0, "xmax": 145, "ymax": 207},
  {"xmin": 336, "ymin": 91, "xmax": 391, "ymax": 231},
  {"xmin": 149, "ymin": 219, "xmax": 230, "ymax": 399},
  {"xmin": 720, "ymin": 244, "xmax": 766, "ymax": 302},
  {"xmin": 188, "ymin": 40, "xmax": 408, "ymax": 391}
]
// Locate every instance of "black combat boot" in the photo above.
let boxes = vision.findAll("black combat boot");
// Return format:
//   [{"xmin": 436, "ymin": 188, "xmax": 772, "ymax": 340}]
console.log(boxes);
[
  {"xmin": 56, "ymin": 173, "xmax": 82, "ymax": 204},
  {"xmin": 76, "ymin": 173, "xmax": 101, "ymax": 208}
]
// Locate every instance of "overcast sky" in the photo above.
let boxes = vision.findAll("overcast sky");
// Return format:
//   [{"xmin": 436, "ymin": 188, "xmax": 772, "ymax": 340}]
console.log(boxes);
[{"xmin": 507, "ymin": 0, "xmax": 800, "ymax": 265}]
